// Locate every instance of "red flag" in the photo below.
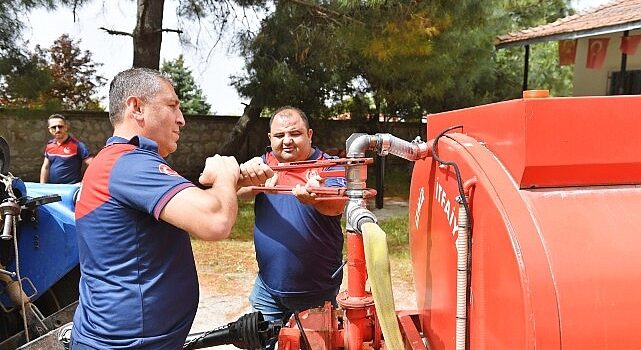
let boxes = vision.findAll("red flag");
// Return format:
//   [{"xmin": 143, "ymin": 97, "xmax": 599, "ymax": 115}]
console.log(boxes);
[
  {"xmin": 558, "ymin": 39, "xmax": 577, "ymax": 65},
  {"xmin": 586, "ymin": 38, "xmax": 610, "ymax": 69},
  {"xmin": 620, "ymin": 35, "xmax": 641, "ymax": 55}
]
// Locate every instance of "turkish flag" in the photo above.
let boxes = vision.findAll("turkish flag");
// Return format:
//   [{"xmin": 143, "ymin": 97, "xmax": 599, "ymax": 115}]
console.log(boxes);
[
  {"xmin": 586, "ymin": 38, "xmax": 610, "ymax": 69},
  {"xmin": 620, "ymin": 35, "xmax": 641, "ymax": 55},
  {"xmin": 558, "ymin": 40, "xmax": 577, "ymax": 65}
]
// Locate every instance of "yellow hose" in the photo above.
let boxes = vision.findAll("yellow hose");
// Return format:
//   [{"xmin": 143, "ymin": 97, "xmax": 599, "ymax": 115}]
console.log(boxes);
[{"xmin": 362, "ymin": 222, "xmax": 404, "ymax": 350}]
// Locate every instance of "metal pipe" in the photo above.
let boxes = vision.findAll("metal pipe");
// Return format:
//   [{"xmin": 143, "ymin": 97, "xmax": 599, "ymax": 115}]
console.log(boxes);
[
  {"xmin": 345, "ymin": 201, "xmax": 377, "ymax": 233},
  {"xmin": 345, "ymin": 231, "xmax": 368, "ymax": 297},
  {"xmin": 346, "ymin": 133, "xmax": 431, "ymax": 161},
  {"xmin": 341, "ymin": 132, "xmax": 430, "ymax": 349}
]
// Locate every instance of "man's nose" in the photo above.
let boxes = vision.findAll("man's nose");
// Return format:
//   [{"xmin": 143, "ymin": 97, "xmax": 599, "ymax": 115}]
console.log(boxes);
[{"xmin": 177, "ymin": 110, "xmax": 185, "ymax": 126}]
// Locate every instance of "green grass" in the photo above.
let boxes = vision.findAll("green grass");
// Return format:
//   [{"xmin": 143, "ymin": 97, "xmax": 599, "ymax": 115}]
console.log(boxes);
[
  {"xmin": 227, "ymin": 199, "xmax": 410, "ymax": 259},
  {"xmin": 377, "ymin": 215, "xmax": 409, "ymax": 253},
  {"xmin": 229, "ymin": 200, "xmax": 256, "ymax": 241},
  {"xmin": 366, "ymin": 165, "xmax": 413, "ymax": 199}
]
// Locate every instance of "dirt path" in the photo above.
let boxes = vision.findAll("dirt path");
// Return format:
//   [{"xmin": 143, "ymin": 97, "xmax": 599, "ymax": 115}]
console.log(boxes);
[{"xmin": 190, "ymin": 199, "xmax": 415, "ymax": 349}]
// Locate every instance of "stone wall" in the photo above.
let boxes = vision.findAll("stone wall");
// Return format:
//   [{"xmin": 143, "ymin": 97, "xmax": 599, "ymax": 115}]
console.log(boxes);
[{"xmin": 0, "ymin": 109, "xmax": 426, "ymax": 182}]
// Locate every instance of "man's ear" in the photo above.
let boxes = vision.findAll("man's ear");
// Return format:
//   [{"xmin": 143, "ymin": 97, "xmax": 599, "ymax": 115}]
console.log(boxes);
[
  {"xmin": 267, "ymin": 133, "xmax": 271, "ymax": 141},
  {"xmin": 126, "ymin": 96, "xmax": 144, "ymax": 121},
  {"xmin": 307, "ymin": 128, "xmax": 313, "ymax": 142}
]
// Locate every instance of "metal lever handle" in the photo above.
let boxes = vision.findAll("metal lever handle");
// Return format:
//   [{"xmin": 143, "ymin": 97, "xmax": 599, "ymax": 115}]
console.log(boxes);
[
  {"xmin": 248, "ymin": 185, "xmax": 377, "ymax": 201},
  {"xmin": 0, "ymin": 268, "xmax": 16, "ymax": 278},
  {"xmin": 0, "ymin": 200, "xmax": 20, "ymax": 240},
  {"xmin": 1, "ymin": 214, "xmax": 13, "ymax": 240}
]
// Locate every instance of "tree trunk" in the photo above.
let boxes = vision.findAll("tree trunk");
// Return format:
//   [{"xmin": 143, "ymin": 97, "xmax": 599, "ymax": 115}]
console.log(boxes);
[
  {"xmin": 216, "ymin": 98, "xmax": 264, "ymax": 160},
  {"xmin": 132, "ymin": 0, "xmax": 165, "ymax": 69}
]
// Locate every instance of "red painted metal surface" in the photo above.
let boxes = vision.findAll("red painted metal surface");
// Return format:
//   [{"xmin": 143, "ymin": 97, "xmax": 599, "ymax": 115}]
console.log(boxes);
[
  {"xmin": 397, "ymin": 311, "xmax": 427, "ymax": 350},
  {"xmin": 425, "ymin": 95, "xmax": 641, "ymax": 188},
  {"xmin": 336, "ymin": 231, "xmax": 377, "ymax": 349},
  {"xmin": 278, "ymin": 303, "xmax": 339, "ymax": 350},
  {"xmin": 409, "ymin": 95, "xmax": 641, "ymax": 349}
]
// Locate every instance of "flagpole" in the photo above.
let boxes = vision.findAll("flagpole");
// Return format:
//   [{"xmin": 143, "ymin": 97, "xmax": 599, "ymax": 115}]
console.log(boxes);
[
  {"xmin": 618, "ymin": 30, "xmax": 629, "ymax": 95},
  {"xmin": 523, "ymin": 44, "xmax": 530, "ymax": 92}
]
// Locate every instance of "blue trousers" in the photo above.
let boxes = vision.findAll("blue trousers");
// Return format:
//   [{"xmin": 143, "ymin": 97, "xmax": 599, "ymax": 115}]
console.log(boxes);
[{"xmin": 249, "ymin": 276, "xmax": 339, "ymax": 350}]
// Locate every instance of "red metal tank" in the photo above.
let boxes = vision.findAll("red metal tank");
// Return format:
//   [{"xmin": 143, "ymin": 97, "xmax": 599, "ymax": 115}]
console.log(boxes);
[{"xmin": 409, "ymin": 95, "xmax": 641, "ymax": 349}]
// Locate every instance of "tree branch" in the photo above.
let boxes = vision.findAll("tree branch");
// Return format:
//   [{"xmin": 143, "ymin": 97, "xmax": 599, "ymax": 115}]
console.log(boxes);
[
  {"xmin": 159, "ymin": 28, "xmax": 183, "ymax": 34},
  {"xmin": 99, "ymin": 27, "xmax": 133, "ymax": 37},
  {"xmin": 285, "ymin": 0, "xmax": 365, "ymax": 25}
]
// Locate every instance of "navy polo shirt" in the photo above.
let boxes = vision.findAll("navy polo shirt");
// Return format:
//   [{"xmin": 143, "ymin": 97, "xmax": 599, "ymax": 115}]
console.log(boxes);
[
  {"xmin": 44, "ymin": 136, "xmax": 91, "ymax": 184},
  {"xmin": 72, "ymin": 135, "xmax": 197, "ymax": 350},
  {"xmin": 254, "ymin": 147, "xmax": 347, "ymax": 297}
]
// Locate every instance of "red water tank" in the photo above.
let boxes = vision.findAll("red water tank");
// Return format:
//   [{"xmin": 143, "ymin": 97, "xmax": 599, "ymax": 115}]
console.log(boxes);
[{"xmin": 409, "ymin": 95, "xmax": 641, "ymax": 349}]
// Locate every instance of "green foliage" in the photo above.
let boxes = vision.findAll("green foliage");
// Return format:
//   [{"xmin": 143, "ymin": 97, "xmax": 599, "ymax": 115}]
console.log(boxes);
[
  {"xmin": 328, "ymin": 93, "xmax": 375, "ymax": 122},
  {"xmin": 161, "ymin": 55, "xmax": 211, "ymax": 115},
  {"xmin": 489, "ymin": 0, "xmax": 574, "ymax": 99},
  {"xmin": 0, "ymin": 1, "xmax": 59, "ymax": 54},
  {"xmin": 1, "ymin": 34, "xmax": 105, "ymax": 110},
  {"xmin": 232, "ymin": 0, "xmax": 575, "ymax": 120},
  {"xmin": 0, "ymin": 1, "xmax": 92, "ymax": 67},
  {"xmin": 231, "ymin": 1, "xmax": 354, "ymax": 118},
  {"xmin": 0, "ymin": 52, "xmax": 53, "ymax": 104}
]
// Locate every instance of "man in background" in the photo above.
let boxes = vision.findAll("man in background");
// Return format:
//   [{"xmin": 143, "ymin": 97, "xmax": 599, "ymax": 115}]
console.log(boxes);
[{"xmin": 40, "ymin": 114, "xmax": 93, "ymax": 183}]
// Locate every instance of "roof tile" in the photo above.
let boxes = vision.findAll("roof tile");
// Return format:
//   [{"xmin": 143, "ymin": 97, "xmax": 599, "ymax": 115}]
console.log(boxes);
[{"xmin": 496, "ymin": 0, "xmax": 641, "ymax": 46}]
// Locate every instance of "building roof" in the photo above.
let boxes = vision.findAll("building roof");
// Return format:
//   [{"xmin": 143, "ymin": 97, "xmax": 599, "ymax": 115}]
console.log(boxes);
[{"xmin": 495, "ymin": 0, "xmax": 641, "ymax": 49}]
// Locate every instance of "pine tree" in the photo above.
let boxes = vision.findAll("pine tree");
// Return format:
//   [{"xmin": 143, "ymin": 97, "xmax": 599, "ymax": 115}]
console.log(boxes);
[{"xmin": 161, "ymin": 55, "xmax": 211, "ymax": 115}]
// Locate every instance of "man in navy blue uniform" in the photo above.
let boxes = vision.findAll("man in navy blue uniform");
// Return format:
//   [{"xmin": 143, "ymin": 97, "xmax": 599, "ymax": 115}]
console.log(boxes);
[
  {"xmin": 70, "ymin": 68, "xmax": 272, "ymax": 350},
  {"xmin": 238, "ymin": 106, "xmax": 347, "ymax": 349},
  {"xmin": 40, "ymin": 114, "xmax": 93, "ymax": 184}
]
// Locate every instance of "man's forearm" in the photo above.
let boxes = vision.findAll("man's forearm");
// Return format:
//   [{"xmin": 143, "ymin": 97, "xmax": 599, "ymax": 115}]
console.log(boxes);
[{"xmin": 40, "ymin": 168, "xmax": 48, "ymax": 183}]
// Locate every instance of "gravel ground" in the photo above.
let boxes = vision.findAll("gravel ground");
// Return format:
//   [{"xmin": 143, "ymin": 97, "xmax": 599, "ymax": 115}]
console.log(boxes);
[{"xmin": 189, "ymin": 199, "xmax": 415, "ymax": 349}]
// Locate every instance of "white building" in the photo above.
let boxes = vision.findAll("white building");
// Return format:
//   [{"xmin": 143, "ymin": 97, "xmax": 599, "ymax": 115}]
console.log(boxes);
[{"xmin": 496, "ymin": 0, "xmax": 641, "ymax": 95}]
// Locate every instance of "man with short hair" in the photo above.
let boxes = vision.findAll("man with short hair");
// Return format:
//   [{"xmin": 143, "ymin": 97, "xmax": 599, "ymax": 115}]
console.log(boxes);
[
  {"xmin": 238, "ymin": 106, "xmax": 347, "ymax": 349},
  {"xmin": 40, "ymin": 114, "xmax": 93, "ymax": 184},
  {"xmin": 70, "ymin": 67, "xmax": 272, "ymax": 350}
]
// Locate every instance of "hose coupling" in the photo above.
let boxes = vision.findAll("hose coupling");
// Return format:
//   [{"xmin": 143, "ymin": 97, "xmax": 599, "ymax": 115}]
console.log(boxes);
[{"xmin": 346, "ymin": 203, "xmax": 377, "ymax": 233}]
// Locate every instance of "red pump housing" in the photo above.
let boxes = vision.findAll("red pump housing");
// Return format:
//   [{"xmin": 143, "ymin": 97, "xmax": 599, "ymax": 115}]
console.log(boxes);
[{"xmin": 409, "ymin": 95, "xmax": 641, "ymax": 349}]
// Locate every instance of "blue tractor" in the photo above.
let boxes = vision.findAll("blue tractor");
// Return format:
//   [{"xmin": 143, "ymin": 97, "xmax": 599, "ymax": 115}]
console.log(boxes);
[
  {"xmin": 0, "ymin": 136, "xmax": 282, "ymax": 350},
  {"xmin": 0, "ymin": 136, "xmax": 81, "ymax": 349}
]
